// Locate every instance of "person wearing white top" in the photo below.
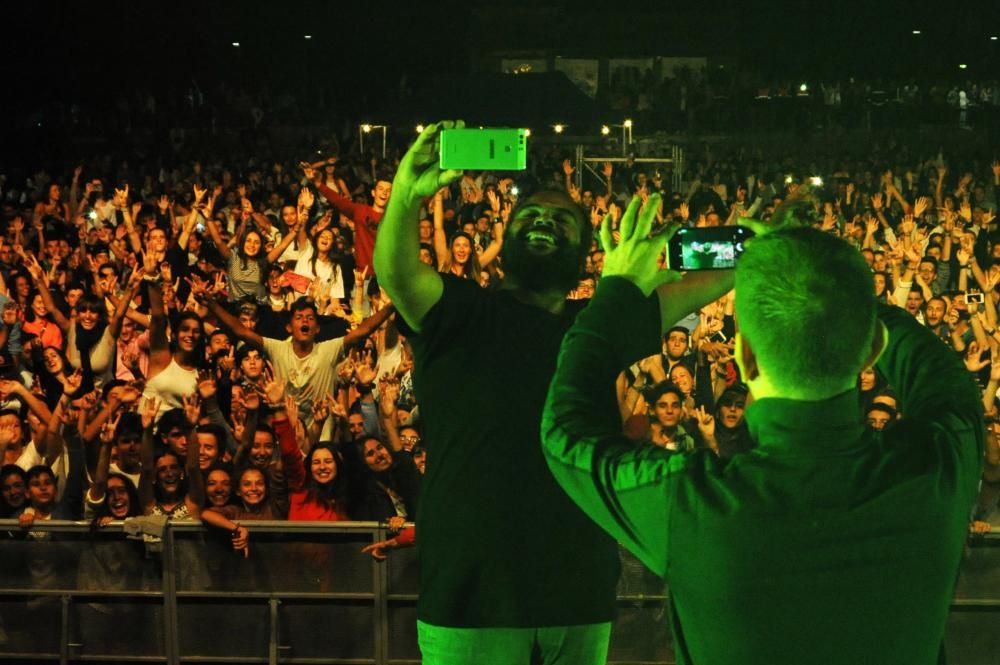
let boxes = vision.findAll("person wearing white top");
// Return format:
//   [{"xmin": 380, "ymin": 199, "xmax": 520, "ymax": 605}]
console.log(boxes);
[{"xmin": 294, "ymin": 227, "xmax": 345, "ymax": 300}]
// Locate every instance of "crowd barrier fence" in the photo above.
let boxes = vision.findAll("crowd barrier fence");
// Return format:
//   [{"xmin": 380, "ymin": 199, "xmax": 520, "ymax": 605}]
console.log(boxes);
[{"xmin": 0, "ymin": 520, "xmax": 998, "ymax": 664}]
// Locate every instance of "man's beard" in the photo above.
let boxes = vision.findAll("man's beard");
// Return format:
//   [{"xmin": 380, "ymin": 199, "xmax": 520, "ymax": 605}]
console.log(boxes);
[{"xmin": 501, "ymin": 229, "xmax": 584, "ymax": 295}]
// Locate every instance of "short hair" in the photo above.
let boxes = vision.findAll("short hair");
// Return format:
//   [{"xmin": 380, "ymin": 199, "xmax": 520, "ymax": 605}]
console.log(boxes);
[
  {"xmin": 289, "ymin": 298, "xmax": 318, "ymax": 318},
  {"xmin": 646, "ymin": 381, "xmax": 685, "ymax": 406},
  {"xmin": 665, "ymin": 326, "xmax": 690, "ymax": 342},
  {"xmin": 866, "ymin": 403, "xmax": 897, "ymax": 420},
  {"xmin": 26, "ymin": 465, "xmax": 57, "ymax": 486},
  {"xmin": 734, "ymin": 227, "xmax": 877, "ymax": 400},
  {"xmin": 196, "ymin": 424, "xmax": 227, "ymax": 449},
  {"xmin": 156, "ymin": 409, "xmax": 192, "ymax": 440}
]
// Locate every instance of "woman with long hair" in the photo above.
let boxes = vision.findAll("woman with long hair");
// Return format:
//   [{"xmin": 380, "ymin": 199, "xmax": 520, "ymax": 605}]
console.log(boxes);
[
  {"xmin": 23, "ymin": 254, "xmax": 141, "ymax": 389},
  {"xmin": 294, "ymin": 215, "xmax": 345, "ymax": 301},
  {"xmin": 33, "ymin": 183, "xmax": 70, "ymax": 223},
  {"xmin": 203, "ymin": 191, "xmax": 301, "ymax": 305},
  {"xmin": 140, "ymin": 252, "xmax": 205, "ymax": 422},
  {"xmin": 20, "ymin": 289, "xmax": 63, "ymax": 351},
  {"xmin": 433, "ymin": 188, "xmax": 502, "ymax": 280}
]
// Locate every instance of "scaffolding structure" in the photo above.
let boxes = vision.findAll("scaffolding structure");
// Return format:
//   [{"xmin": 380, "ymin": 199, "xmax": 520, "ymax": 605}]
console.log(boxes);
[{"xmin": 575, "ymin": 144, "xmax": 684, "ymax": 194}]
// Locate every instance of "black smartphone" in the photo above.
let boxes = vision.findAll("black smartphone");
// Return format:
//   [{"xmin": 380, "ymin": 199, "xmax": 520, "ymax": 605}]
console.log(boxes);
[{"xmin": 667, "ymin": 226, "xmax": 754, "ymax": 271}]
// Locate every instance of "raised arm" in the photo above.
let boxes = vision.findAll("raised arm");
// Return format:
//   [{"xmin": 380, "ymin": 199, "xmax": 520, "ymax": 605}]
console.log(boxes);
[
  {"xmin": 178, "ymin": 185, "xmax": 208, "ymax": 251},
  {"xmin": 87, "ymin": 413, "xmax": 120, "ymax": 509},
  {"xmin": 23, "ymin": 254, "xmax": 71, "ymax": 332},
  {"xmin": 138, "ymin": 397, "xmax": 160, "ymax": 512},
  {"xmin": 197, "ymin": 291, "xmax": 265, "ymax": 347},
  {"xmin": 542, "ymin": 194, "xmax": 736, "ymax": 576},
  {"xmin": 113, "ymin": 186, "xmax": 143, "ymax": 255},
  {"xmin": 145, "ymin": 253, "xmax": 173, "ymax": 380},
  {"xmin": 181, "ymin": 394, "xmax": 204, "ymax": 516},
  {"xmin": 203, "ymin": 197, "xmax": 231, "ymax": 260},
  {"xmin": 342, "ymin": 303, "xmax": 395, "ymax": 349},
  {"xmin": 374, "ymin": 122, "xmax": 465, "ymax": 332},
  {"xmin": 432, "ymin": 189, "xmax": 450, "ymax": 271},
  {"xmin": 266, "ymin": 221, "xmax": 299, "ymax": 264}
]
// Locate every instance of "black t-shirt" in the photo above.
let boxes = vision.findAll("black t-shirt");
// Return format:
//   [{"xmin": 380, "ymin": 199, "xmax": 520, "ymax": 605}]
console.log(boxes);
[{"xmin": 400, "ymin": 275, "xmax": 620, "ymax": 627}]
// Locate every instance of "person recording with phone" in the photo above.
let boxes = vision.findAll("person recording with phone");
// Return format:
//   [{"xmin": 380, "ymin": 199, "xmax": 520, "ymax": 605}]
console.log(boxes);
[
  {"xmin": 375, "ymin": 120, "xmax": 733, "ymax": 664},
  {"xmin": 541, "ymin": 189, "xmax": 983, "ymax": 664}
]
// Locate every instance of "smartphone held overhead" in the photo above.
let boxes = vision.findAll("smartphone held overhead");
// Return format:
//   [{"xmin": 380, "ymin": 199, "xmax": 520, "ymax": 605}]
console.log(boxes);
[{"xmin": 439, "ymin": 128, "xmax": 527, "ymax": 171}]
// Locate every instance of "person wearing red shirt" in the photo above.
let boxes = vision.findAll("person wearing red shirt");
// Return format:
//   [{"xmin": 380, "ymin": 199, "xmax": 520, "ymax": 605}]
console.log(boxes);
[
  {"xmin": 310, "ymin": 167, "xmax": 392, "ymax": 281},
  {"xmin": 276, "ymin": 419, "xmax": 349, "ymax": 521}
]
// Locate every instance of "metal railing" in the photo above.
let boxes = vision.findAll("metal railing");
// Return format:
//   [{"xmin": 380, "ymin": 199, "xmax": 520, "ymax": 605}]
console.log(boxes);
[{"xmin": 0, "ymin": 521, "xmax": 997, "ymax": 664}]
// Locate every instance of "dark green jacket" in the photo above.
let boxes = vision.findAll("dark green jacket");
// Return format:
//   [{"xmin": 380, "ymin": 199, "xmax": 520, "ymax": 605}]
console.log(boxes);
[{"xmin": 542, "ymin": 277, "xmax": 983, "ymax": 665}]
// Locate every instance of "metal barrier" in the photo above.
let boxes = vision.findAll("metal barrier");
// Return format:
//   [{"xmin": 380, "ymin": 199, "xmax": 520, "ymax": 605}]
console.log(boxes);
[{"xmin": 0, "ymin": 521, "xmax": 997, "ymax": 664}]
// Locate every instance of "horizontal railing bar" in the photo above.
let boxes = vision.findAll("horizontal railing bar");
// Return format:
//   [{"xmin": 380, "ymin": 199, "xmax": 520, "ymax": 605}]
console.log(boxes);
[
  {"xmin": 0, "ymin": 589, "xmax": 163, "ymax": 598},
  {"xmin": 175, "ymin": 592, "xmax": 376, "ymax": 600}
]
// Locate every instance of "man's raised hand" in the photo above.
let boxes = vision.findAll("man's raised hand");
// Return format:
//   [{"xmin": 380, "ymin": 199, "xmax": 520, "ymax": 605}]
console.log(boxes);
[
  {"xmin": 600, "ymin": 193, "xmax": 681, "ymax": 297},
  {"xmin": 394, "ymin": 121, "xmax": 466, "ymax": 206}
]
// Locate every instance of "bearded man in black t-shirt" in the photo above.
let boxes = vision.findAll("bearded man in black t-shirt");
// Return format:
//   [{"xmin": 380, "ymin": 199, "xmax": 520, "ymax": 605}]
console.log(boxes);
[{"xmin": 375, "ymin": 121, "xmax": 617, "ymax": 665}]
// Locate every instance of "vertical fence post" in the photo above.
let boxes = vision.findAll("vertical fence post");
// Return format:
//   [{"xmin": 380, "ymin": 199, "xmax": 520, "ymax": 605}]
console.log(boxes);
[
  {"xmin": 373, "ymin": 524, "xmax": 390, "ymax": 665},
  {"xmin": 59, "ymin": 594, "xmax": 70, "ymax": 665},
  {"xmin": 162, "ymin": 525, "xmax": 179, "ymax": 665},
  {"xmin": 269, "ymin": 597, "xmax": 280, "ymax": 665}
]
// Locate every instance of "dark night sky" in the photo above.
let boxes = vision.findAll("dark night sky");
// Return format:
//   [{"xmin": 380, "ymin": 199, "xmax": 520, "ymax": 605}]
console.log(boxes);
[{"xmin": 4, "ymin": 0, "xmax": 1000, "ymax": 118}]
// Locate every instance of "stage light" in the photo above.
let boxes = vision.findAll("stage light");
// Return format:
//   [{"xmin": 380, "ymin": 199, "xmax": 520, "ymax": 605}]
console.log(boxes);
[
  {"xmin": 959, "ymin": 64, "xmax": 968, "ymax": 69},
  {"xmin": 623, "ymin": 119, "xmax": 633, "ymax": 128},
  {"xmin": 416, "ymin": 125, "xmax": 424, "ymax": 133},
  {"xmin": 362, "ymin": 124, "xmax": 372, "ymax": 133},
  {"xmin": 304, "ymin": 35, "xmax": 312, "ymax": 40},
  {"xmin": 601, "ymin": 125, "xmax": 610, "ymax": 135},
  {"xmin": 912, "ymin": 30, "xmax": 921, "ymax": 35},
  {"xmin": 553, "ymin": 124, "xmax": 564, "ymax": 134},
  {"xmin": 799, "ymin": 83, "xmax": 808, "ymax": 92},
  {"xmin": 524, "ymin": 128, "xmax": 532, "ymax": 137},
  {"xmin": 992, "ymin": 36, "xmax": 998, "ymax": 41},
  {"xmin": 232, "ymin": 42, "xmax": 240, "ymax": 47}
]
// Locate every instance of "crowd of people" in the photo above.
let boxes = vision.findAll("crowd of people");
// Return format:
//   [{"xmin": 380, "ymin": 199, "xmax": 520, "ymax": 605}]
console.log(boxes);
[{"xmin": 1, "ymin": 122, "xmax": 999, "ymax": 645}]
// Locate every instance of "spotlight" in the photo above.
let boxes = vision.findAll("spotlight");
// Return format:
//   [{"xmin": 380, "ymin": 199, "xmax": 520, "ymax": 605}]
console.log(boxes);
[
  {"xmin": 623, "ymin": 119, "xmax": 633, "ymax": 128},
  {"xmin": 416, "ymin": 125, "xmax": 424, "ymax": 133},
  {"xmin": 992, "ymin": 36, "xmax": 998, "ymax": 41},
  {"xmin": 799, "ymin": 83, "xmax": 808, "ymax": 93},
  {"xmin": 362, "ymin": 124, "xmax": 372, "ymax": 133},
  {"xmin": 524, "ymin": 128, "xmax": 532, "ymax": 137},
  {"xmin": 959, "ymin": 64, "xmax": 968, "ymax": 69},
  {"xmin": 553, "ymin": 124, "xmax": 564, "ymax": 134},
  {"xmin": 601, "ymin": 125, "xmax": 610, "ymax": 135},
  {"xmin": 232, "ymin": 42, "xmax": 240, "ymax": 47},
  {"xmin": 304, "ymin": 35, "xmax": 312, "ymax": 40},
  {"xmin": 912, "ymin": 30, "xmax": 921, "ymax": 35}
]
